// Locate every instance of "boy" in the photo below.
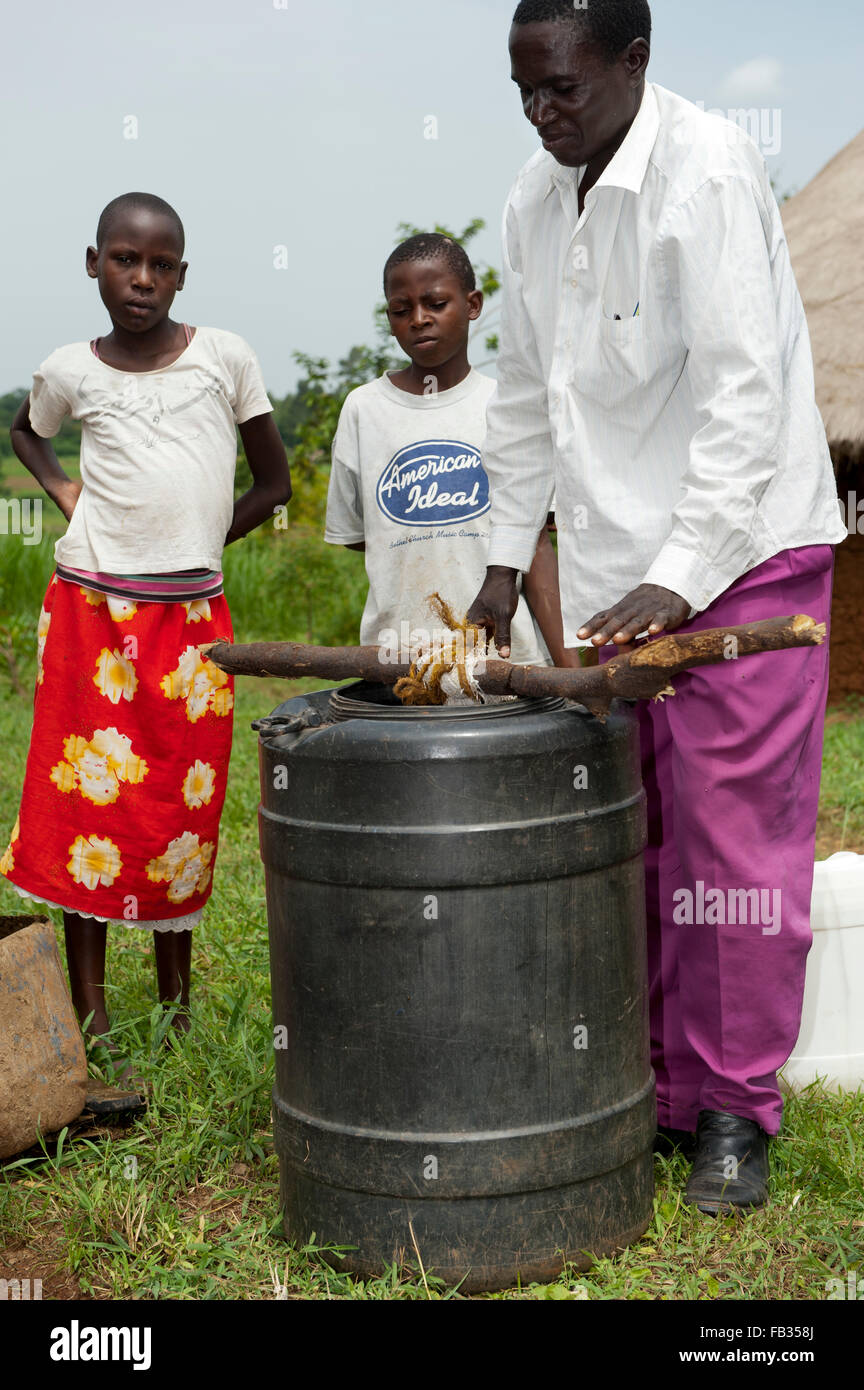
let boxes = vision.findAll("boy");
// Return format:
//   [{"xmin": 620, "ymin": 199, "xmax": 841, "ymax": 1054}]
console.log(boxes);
[{"xmin": 324, "ymin": 233, "xmax": 570, "ymax": 666}]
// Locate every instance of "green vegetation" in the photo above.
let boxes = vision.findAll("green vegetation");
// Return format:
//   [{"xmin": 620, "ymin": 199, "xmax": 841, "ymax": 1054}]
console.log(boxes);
[{"xmin": 819, "ymin": 698, "xmax": 864, "ymax": 855}]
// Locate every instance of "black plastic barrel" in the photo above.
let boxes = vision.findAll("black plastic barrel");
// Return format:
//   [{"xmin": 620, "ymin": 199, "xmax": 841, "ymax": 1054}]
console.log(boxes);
[{"xmin": 257, "ymin": 683, "xmax": 654, "ymax": 1292}]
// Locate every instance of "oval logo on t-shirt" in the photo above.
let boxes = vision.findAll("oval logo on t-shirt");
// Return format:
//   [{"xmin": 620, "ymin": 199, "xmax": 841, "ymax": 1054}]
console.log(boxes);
[{"xmin": 376, "ymin": 439, "xmax": 490, "ymax": 527}]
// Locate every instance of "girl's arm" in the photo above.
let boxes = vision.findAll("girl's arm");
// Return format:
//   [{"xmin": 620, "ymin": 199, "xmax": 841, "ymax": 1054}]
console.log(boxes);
[
  {"xmin": 227, "ymin": 413, "xmax": 293, "ymax": 544},
  {"xmin": 522, "ymin": 517, "xmax": 582, "ymax": 668},
  {"xmin": 10, "ymin": 396, "xmax": 81, "ymax": 521}
]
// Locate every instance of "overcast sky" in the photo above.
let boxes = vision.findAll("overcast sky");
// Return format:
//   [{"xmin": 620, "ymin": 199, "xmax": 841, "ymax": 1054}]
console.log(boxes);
[{"xmin": 2, "ymin": 0, "xmax": 860, "ymax": 395}]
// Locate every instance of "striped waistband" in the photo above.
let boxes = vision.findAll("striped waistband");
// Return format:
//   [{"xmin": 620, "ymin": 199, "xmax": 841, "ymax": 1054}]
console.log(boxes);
[{"xmin": 56, "ymin": 565, "xmax": 224, "ymax": 603}]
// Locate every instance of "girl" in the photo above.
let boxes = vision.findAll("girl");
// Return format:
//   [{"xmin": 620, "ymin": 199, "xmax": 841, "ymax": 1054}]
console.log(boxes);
[{"xmin": 1, "ymin": 191, "xmax": 291, "ymax": 1057}]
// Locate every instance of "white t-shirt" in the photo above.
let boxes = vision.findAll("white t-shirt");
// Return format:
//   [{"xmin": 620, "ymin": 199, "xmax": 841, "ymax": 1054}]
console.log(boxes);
[
  {"xmin": 29, "ymin": 327, "xmax": 273, "ymax": 573},
  {"xmin": 324, "ymin": 369, "xmax": 544, "ymax": 664}
]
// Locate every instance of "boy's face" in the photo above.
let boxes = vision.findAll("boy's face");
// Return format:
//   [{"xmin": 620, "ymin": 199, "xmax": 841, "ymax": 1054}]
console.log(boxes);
[
  {"xmin": 385, "ymin": 260, "xmax": 482, "ymax": 370},
  {"xmin": 86, "ymin": 209, "xmax": 187, "ymax": 332}
]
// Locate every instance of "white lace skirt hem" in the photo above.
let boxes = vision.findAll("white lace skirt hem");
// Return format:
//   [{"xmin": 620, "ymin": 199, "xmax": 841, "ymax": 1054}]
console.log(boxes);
[{"xmin": 8, "ymin": 882, "xmax": 202, "ymax": 932}]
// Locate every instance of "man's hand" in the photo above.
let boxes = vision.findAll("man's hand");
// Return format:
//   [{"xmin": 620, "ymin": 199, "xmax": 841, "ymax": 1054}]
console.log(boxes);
[
  {"xmin": 577, "ymin": 584, "xmax": 691, "ymax": 647},
  {"xmin": 466, "ymin": 565, "xmax": 520, "ymax": 659}
]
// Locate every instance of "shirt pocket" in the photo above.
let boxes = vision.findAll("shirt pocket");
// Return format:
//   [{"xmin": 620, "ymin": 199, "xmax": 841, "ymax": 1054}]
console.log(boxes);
[
  {"xmin": 597, "ymin": 314, "xmax": 645, "ymax": 340},
  {"xmin": 574, "ymin": 313, "xmax": 650, "ymax": 410}
]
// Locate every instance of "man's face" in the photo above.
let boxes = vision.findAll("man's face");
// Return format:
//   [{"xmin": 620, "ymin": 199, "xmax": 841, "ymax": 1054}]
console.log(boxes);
[{"xmin": 509, "ymin": 21, "xmax": 647, "ymax": 168}]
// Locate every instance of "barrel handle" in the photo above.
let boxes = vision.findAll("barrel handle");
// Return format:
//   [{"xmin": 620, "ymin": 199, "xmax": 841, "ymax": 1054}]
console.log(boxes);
[{"xmin": 251, "ymin": 709, "xmax": 333, "ymax": 735}]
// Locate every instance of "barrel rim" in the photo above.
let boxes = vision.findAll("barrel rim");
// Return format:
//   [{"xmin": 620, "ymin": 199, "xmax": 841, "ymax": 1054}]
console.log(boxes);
[{"xmin": 328, "ymin": 681, "xmax": 567, "ymax": 723}]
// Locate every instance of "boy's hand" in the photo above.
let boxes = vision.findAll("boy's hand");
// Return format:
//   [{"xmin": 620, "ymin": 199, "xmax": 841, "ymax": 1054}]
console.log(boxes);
[
  {"xmin": 576, "ymin": 584, "xmax": 691, "ymax": 647},
  {"xmin": 466, "ymin": 566, "xmax": 520, "ymax": 659},
  {"xmin": 52, "ymin": 478, "xmax": 83, "ymax": 521}
]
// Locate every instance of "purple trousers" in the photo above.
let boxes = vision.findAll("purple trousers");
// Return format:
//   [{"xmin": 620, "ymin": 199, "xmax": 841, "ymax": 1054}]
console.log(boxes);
[{"xmin": 602, "ymin": 545, "xmax": 835, "ymax": 1135}]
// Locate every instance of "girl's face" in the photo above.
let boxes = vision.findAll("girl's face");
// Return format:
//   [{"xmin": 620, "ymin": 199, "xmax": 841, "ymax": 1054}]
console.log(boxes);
[{"xmin": 86, "ymin": 210, "xmax": 187, "ymax": 333}]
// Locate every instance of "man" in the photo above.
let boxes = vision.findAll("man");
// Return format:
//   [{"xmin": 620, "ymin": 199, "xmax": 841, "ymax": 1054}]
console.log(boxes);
[{"xmin": 468, "ymin": 0, "xmax": 846, "ymax": 1212}]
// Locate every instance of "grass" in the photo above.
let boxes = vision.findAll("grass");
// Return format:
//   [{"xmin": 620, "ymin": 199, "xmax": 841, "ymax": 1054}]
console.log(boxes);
[
  {"xmin": 0, "ymin": 541, "xmax": 862, "ymax": 1301},
  {"xmin": 819, "ymin": 696, "xmax": 864, "ymax": 855}
]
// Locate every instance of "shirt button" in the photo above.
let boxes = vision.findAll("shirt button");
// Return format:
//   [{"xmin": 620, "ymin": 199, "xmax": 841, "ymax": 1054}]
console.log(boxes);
[{"xmin": 570, "ymin": 280, "xmax": 578, "ymax": 288}]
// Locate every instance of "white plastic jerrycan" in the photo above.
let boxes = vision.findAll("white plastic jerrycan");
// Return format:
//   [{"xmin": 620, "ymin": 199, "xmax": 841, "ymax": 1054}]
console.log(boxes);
[{"xmin": 782, "ymin": 852, "xmax": 864, "ymax": 1092}]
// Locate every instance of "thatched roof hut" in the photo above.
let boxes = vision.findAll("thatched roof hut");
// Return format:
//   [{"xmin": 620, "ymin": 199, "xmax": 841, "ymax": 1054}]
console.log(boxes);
[
  {"xmin": 783, "ymin": 129, "xmax": 864, "ymax": 702},
  {"xmin": 782, "ymin": 129, "xmax": 864, "ymax": 473}
]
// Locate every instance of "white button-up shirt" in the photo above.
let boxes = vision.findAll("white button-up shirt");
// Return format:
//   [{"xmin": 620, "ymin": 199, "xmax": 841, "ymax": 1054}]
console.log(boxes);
[{"xmin": 485, "ymin": 81, "xmax": 846, "ymax": 641}]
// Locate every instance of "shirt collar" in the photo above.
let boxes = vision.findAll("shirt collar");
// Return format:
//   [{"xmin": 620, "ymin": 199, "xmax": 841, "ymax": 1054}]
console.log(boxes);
[{"xmin": 544, "ymin": 81, "xmax": 659, "ymax": 199}]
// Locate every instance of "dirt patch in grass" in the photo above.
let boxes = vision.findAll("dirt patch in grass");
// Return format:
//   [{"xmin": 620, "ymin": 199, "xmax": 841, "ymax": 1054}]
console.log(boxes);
[
  {"xmin": 174, "ymin": 1160, "xmax": 276, "ymax": 1233},
  {"xmin": 817, "ymin": 828, "xmax": 849, "ymax": 857},
  {"xmin": 825, "ymin": 703, "xmax": 864, "ymax": 727},
  {"xmin": 0, "ymin": 1227, "xmax": 84, "ymax": 1300},
  {"xmin": 176, "ymin": 1181, "xmax": 253, "ymax": 1239}
]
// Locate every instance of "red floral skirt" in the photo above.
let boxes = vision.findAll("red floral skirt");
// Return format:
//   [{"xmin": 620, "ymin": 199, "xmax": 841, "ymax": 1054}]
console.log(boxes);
[{"xmin": 1, "ymin": 575, "xmax": 234, "ymax": 928}]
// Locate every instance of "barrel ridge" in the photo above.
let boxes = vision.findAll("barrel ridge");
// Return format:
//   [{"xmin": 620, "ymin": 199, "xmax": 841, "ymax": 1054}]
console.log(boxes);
[
  {"xmin": 259, "ymin": 790, "xmax": 647, "ymax": 887},
  {"xmin": 273, "ymin": 1075, "xmax": 655, "ymax": 1198}
]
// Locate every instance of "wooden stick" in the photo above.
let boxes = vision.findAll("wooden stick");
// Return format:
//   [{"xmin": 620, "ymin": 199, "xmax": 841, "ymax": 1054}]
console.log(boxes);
[{"xmin": 200, "ymin": 614, "xmax": 825, "ymax": 721}]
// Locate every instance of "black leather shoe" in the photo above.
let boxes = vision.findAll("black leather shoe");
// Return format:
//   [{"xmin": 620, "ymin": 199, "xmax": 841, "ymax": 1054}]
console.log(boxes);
[
  {"xmin": 685, "ymin": 1109, "xmax": 769, "ymax": 1214},
  {"xmin": 654, "ymin": 1125, "xmax": 696, "ymax": 1158}
]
